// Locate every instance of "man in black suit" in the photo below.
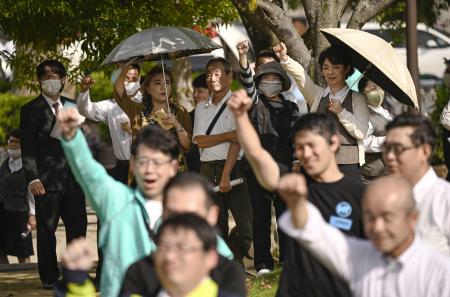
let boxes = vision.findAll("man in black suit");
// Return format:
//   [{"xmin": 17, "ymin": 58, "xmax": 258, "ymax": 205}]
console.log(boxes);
[{"xmin": 20, "ymin": 60, "xmax": 87, "ymax": 289}]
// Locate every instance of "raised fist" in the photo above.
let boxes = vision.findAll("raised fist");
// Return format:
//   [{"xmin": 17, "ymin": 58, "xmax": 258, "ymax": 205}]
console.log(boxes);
[
  {"xmin": 273, "ymin": 42, "xmax": 288, "ymax": 62},
  {"xmin": 236, "ymin": 40, "xmax": 250, "ymax": 56}
]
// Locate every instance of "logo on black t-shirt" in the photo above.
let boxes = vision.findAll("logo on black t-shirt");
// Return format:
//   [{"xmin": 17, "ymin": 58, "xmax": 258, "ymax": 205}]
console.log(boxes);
[{"xmin": 329, "ymin": 201, "xmax": 353, "ymax": 231}]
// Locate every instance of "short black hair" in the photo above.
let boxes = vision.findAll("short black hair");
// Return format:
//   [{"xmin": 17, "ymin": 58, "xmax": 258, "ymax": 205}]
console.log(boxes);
[
  {"xmin": 386, "ymin": 112, "xmax": 437, "ymax": 152},
  {"xmin": 130, "ymin": 125, "xmax": 179, "ymax": 159},
  {"xmin": 130, "ymin": 63, "xmax": 140, "ymax": 73},
  {"xmin": 358, "ymin": 76, "xmax": 369, "ymax": 93},
  {"xmin": 206, "ymin": 57, "xmax": 232, "ymax": 74},
  {"xmin": 255, "ymin": 49, "xmax": 280, "ymax": 68},
  {"xmin": 163, "ymin": 173, "xmax": 215, "ymax": 208},
  {"xmin": 318, "ymin": 45, "xmax": 355, "ymax": 79},
  {"xmin": 8, "ymin": 128, "xmax": 21, "ymax": 140},
  {"xmin": 192, "ymin": 73, "xmax": 207, "ymax": 89},
  {"xmin": 36, "ymin": 60, "xmax": 67, "ymax": 79},
  {"xmin": 293, "ymin": 113, "xmax": 338, "ymax": 144},
  {"xmin": 155, "ymin": 213, "xmax": 217, "ymax": 252}
]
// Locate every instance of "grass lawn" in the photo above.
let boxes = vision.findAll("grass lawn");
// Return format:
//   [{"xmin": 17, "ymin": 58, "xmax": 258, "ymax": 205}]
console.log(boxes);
[{"xmin": 247, "ymin": 266, "xmax": 281, "ymax": 297}]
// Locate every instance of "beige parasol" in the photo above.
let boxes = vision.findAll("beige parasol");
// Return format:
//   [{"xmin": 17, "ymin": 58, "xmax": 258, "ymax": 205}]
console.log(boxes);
[{"xmin": 320, "ymin": 28, "xmax": 418, "ymax": 108}]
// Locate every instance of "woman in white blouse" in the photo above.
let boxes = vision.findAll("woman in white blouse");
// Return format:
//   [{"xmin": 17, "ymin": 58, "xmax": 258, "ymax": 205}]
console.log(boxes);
[{"xmin": 273, "ymin": 42, "xmax": 369, "ymax": 180}]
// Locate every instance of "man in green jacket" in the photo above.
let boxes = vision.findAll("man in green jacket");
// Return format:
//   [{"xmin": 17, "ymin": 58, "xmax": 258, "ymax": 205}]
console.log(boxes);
[{"xmin": 59, "ymin": 108, "xmax": 179, "ymax": 297}]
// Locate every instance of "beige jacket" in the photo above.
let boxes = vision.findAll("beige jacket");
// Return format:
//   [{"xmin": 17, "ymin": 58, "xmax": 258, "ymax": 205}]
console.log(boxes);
[{"xmin": 281, "ymin": 57, "xmax": 369, "ymax": 165}]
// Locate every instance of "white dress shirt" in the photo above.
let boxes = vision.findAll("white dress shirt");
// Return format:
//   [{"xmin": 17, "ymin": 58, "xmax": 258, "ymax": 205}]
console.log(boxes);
[
  {"xmin": 192, "ymin": 90, "xmax": 243, "ymax": 162},
  {"xmin": 279, "ymin": 203, "xmax": 450, "ymax": 297},
  {"xmin": 363, "ymin": 105, "xmax": 393, "ymax": 153},
  {"xmin": 145, "ymin": 199, "xmax": 163, "ymax": 230},
  {"xmin": 281, "ymin": 57, "xmax": 369, "ymax": 165},
  {"xmin": 42, "ymin": 93, "xmax": 63, "ymax": 115},
  {"xmin": 77, "ymin": 91, "xmax": 131, "ymax": 160},
  {"xmin": 413, "ymin": 168, "xmax": 450, "ymax": 256}
]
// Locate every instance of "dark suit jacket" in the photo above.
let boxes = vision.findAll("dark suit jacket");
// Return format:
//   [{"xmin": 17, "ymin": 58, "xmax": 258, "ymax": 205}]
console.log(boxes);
[{"xmin": 20, "ymin": 94, "xmax": 75, "ymax": 191}]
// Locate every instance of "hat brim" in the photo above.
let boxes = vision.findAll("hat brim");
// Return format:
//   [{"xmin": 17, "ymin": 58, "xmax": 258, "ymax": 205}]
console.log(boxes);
[{"xmin": 254, "ymin": 64, "xmax": 291, "ymax": 92}]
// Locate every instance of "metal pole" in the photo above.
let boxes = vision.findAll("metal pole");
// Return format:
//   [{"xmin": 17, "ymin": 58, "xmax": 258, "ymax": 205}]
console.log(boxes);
[
  {"xmin": 406, "ymin": 0, "xmax": 421, "ymax": 111},
  {"xmin": 161, "ymin": 55, "xmax": 171, "ymax": 112}
]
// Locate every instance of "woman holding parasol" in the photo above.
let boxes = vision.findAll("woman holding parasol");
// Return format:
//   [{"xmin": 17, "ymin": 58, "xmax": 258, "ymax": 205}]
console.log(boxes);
[{"xmin": 273, "ymin": 42, "xmax": 369, "ymax": 180}]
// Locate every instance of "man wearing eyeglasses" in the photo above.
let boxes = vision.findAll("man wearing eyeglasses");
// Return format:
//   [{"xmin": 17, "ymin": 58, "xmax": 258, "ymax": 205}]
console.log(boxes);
[
  {"xmin": 57, "ymin": 108, "xmax": 179, "ymax": 297},
  {"xmin": 384, "ymin": 112, "xmax": 450, "ymax": 256}
]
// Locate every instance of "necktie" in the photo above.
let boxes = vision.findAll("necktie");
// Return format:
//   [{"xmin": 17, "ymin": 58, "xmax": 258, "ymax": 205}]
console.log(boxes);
[{"xmin": 52, "ymin": 102, "xmax": 59, "ymax": 115}]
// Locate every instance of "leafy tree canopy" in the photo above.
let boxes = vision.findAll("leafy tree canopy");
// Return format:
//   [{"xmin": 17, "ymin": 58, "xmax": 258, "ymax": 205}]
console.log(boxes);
[{"xmin": 0, "ymin": 0, "xmax": 238, "ymax": 90}]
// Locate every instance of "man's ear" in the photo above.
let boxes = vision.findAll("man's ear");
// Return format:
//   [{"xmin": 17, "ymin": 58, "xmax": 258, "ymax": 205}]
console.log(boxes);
[
  {"xmin": 421, "ymin": 143, "xmax": 432, "ymax": 162},
  {"xmin": 205, "ymin": 250, "xmax": 219, "ymax": 272},
  {"xmin": 206, "ymin": 205, "xmax": 219, "ymax": 226},
  {"xmin": 169, "ymin": 159, "xmax": 179, "ymax": 177},
  {"xmin": 329, "ymin": 134, "xmax": 340, "ymax": 153}
]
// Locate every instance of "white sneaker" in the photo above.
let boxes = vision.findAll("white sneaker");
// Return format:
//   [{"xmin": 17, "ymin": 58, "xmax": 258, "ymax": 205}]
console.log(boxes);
[{"xmin": 256, "ymin": 268, "xmax": 272, "ymax": 277}]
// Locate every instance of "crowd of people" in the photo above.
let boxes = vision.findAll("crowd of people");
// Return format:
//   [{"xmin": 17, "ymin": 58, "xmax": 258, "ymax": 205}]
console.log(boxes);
[{"xmin": 0, "ymin": 37, "xmax": 450, "ymax": 297}]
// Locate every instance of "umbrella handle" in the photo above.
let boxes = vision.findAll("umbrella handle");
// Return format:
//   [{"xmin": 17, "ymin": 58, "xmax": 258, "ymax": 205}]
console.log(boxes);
[
  {"xmin": 344, "ymin": 63, "xmax": 374, "ymax": 97},
  {"xmin": 161, "ymin": 55, "xmax": 171, "ymax": 113}
]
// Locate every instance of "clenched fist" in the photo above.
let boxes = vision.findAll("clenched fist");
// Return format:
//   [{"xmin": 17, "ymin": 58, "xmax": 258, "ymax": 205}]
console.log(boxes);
[{"xmin": 228, "ymin": 89, "xmax": 253, "ymax": 118}]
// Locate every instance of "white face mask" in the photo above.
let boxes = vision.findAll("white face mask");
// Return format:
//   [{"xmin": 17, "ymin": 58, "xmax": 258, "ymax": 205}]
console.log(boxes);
[
  {"xmin": 131, "ymin": 91, "xmax": 143, "ymax": 103},
  {"xmin": 443, "ymin": 73, "xmax": 450, "ymax": 88},
  {"xmin": 125, "ymin": 81, "xmax": 140, "ymax": 96},
  {"xmin": 41, "ymin": 79, "xmax": 62, "ymax": 96},
  {"xmin": 7, "ymin": 149, "xmax": 21, "ymax": 159},
  {"xmin": 366, "ymin": 89, "xmax": 385, "ymax": 107},
  {"xmin": 258, "ymin": 80, "xmax": 282, "ymax": 98}
]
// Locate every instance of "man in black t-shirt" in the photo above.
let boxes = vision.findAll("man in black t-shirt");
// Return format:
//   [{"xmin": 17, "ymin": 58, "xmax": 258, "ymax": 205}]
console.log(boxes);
[{"xmin": 228, "ymin": 90, "xmax": 365, "ymax": 297}]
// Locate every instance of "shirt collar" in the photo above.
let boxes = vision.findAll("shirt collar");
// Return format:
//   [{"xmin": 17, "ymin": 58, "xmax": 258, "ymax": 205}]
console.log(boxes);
[
  {"xmin": 206, "ymin": 90, "xmax": 232, "ymax": 107},
  {"xmin": 397, "ymin": 235, "xmax": 420, "ymax": 266},
  {"xmin": 413, "ymin": 167, "xmax": 437, "ymax": 204},
  {"xmin": 368, "ymin": 105, "xmax": 393, "ymax": 121},
  {"xmin": 8, "ymin": 157, "xmax": 23, "ymax": 173},
  {"xmin": 322, "ymin": 85, "xmax": 350, "ymax": 102},
  {"xmin": 381, "ymin": 235, "xmax": 419, "ymax": 268},
  {"xmin": 42, "ymin": 93, "xmax": 62, "ymax": 110}
]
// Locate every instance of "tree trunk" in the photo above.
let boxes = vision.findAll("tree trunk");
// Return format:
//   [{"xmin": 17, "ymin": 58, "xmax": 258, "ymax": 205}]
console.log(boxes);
[
  {"xmin": 172, "ymin": 57, "xmax": 194, "ymax": 111},
  {"xmin": 231, "ymin": 0, "xmax": 275, "ymax": 60},
  {"xmin": 249, "ymin": 0, "xmax": 396, "ymax": 85}
]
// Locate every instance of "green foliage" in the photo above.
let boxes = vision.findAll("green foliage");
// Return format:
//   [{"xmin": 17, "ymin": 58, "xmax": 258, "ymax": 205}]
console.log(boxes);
[
  {"xmin": 85, "ymin": 72, "xmax": 114, "ymax": 101},
  {"xmin": 376, "ymin": 0, "xmax": 450, "ymax": 36},
  {"xmin": 0, "ymin": 92, "xmax": 33, "ymax": 142},
  {"xmin": 0, "ymin": 0, "xmax": 238, "ymax": 90},
  {"xmin": 248, "ymin": 266, "xmax": 281, "ymax": 297},
  {"xmin": 431, "ymin": 84, "xmax": 450, "ymax": 164}
]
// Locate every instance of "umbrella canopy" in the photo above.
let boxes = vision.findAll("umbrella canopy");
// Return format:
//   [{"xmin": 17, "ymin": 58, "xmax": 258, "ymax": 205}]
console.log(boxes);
[
  {"xmin": 100, "ymin": 26, "xmax": 222, "ymax": 66},
  {"xmin": 320, "ymin": 28, "xmax": 418, "ymax": 108}
]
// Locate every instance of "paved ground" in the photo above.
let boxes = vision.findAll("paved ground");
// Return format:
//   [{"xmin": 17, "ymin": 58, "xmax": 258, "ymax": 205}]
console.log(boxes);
[
  {"xmin": 0, "ymin": 208, "xmax": 98, "ymax": 297},
  {"xmin": 0, "ymin": 208, "xmax": 264, "ymax": 296}
]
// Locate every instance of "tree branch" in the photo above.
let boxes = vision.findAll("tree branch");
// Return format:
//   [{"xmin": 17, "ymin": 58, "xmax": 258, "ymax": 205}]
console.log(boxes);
[
  {"xmin": 347, "ymin": 0, "xmax": 397, "ymax": 29},
  {"xmin": 231, "ymin": 0, "xmax": 274, "ymax": 55},
  {"xmin": 256, "ymin": 0, "xmax": 311, "ymax": 68}
]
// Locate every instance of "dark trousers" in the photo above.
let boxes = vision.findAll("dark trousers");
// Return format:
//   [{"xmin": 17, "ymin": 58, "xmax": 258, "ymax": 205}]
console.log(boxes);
[
  {"xmin": 35, "ymin": 179, "xmax": 87, "ymax": 283},
  {"xmin": 245, "ymin": 170, "xmax": 286, "ymax": 271},
  {"xmin": 200, "ymin": 161, "xmax": 253, "ymax": 260}
]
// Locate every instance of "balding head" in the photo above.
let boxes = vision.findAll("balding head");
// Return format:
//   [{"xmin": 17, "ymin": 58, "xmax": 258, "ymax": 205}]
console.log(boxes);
[
  {"xmin": 362, "ymin": 175, "xmax": 418, "ymax": 258},
  {"xmin": 363, "ymin": 175, "xmax": 416, "ymax": 215}
]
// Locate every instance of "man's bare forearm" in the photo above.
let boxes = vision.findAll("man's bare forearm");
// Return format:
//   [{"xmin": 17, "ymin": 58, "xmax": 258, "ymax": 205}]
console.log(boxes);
[
  {"xmin": 194, "ymin": 131, "xmax": 236, "ymax": 148},
  {"xmin": 222, "ymin": 142, "xmax": 240, "ymax": 177}
]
